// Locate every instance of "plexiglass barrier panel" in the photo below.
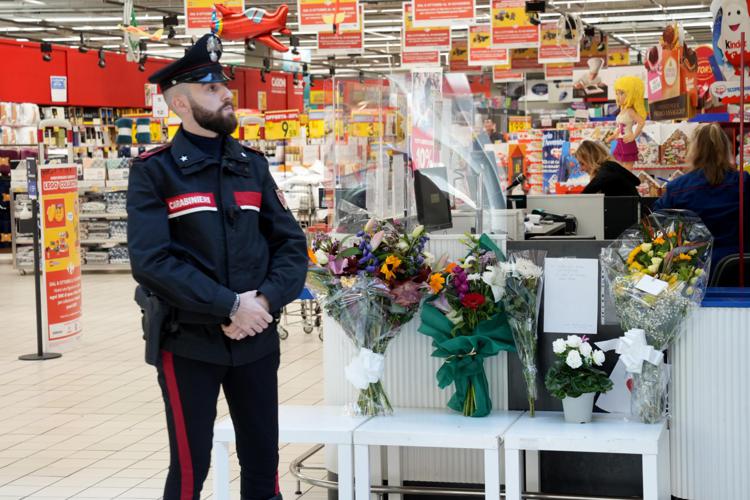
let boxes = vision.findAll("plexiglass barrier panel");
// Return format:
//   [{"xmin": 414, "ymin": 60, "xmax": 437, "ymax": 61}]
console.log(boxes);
[{"xmin": 330, "ymin": 73, "xmax": 511, "ymax": 236}]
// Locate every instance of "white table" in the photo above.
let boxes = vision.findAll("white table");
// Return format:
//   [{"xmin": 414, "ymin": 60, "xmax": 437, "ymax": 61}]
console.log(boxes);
[
  {"xmin": 352, "ymin": 408, "xmax": 522, "ymax": 500},
  {"xmin": 213, "ymin": 405, "xmax": 369, "ymax": 500},
  {"xmin": 503, "ymin": 412, "xmax": 670, "ymax": 500}
]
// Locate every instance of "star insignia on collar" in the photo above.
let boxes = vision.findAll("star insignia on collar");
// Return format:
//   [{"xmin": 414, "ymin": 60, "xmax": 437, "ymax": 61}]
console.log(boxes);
[{"xmin": 180, "ymin": 155, "xmax": 188, "ymax": 162}]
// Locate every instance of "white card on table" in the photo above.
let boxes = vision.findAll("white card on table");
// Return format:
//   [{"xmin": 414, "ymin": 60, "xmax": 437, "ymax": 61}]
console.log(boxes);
[{"xmin": 635, "ymin": 275, "xmax": 669, "ymax": 296}]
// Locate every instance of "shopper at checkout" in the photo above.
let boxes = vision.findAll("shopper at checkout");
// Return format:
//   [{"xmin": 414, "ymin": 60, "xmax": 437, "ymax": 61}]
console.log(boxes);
[
  {"xmin": 574, "ymin": 140, "xmax": 640, "ymax": 196},
  {"xmin": 654, "ymin": 123, "xmax": 750, "ymax": 265}
]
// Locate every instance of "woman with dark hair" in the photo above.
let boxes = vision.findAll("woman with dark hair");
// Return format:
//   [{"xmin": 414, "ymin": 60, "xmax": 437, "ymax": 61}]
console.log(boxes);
[
  {"xmin": 654, "ymin": 123, "xmax": 750, "ymax": 264},
  {"xmin": 574, "ymin": 140, "xmax": 640, "ymax": 196}
]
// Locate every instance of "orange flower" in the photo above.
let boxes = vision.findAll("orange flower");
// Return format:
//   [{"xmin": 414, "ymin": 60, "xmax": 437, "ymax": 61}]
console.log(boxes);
[
  {"xmin": 677, "ymin": 253, "xmax": 692, "ymax": 261},
  {"xmin": 654, "ymin": 237, "xmax": 665, "ymax": 245},
  {"xmin": 444, "ymin": 262, "xmax": 457, "ymax": 273},
  {"xmin": 429, "ymin": 273, "xmax": 445, "ymax": 294},
  {"xmin": 308, "ymin": 248, "xmax": 318, "ymax": 264}
]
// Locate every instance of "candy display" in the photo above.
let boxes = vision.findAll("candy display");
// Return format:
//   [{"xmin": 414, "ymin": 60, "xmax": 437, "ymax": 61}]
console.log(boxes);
[{"xmin": 660, "ymin": 129, "xmax": 689, "ymax": 166}]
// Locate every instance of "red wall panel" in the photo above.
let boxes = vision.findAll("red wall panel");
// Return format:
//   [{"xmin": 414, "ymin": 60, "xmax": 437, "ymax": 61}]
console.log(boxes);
[{"xmin": 0, "ymin": 40, "xmax": 69, "ymax": 105}]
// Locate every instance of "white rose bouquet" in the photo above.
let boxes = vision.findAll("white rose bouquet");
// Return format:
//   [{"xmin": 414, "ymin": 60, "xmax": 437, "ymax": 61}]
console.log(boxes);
[
  {"xmin": 545, "ymin": 335, "xmax": 612, "ymax": 400},
  {"xmin": 501, "ymin": 249, "xmax": 546, "ymax": 416}
]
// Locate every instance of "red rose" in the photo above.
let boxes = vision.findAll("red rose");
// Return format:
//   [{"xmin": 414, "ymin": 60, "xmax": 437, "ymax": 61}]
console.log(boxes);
[{"xmin": 461, "ymin": 293, "xmax": 486, "ymax": 310}]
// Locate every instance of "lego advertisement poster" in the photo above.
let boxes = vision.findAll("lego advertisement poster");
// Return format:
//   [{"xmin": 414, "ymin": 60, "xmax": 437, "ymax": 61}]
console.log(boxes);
[
  {"xmin": 40, "ymin": 166, "xmax": 82, "ymax": 347},
  {"xmin": 538, "ymin": 21, "xmax": 580, "ymax": 64},
  {"xmin": 469, "ymin": 24, "xmax": 509, "ymax": 66}
]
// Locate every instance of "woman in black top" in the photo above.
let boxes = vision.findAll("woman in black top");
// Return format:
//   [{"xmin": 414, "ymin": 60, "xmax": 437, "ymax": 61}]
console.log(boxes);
[{"xmin": 575, "ymin": 140, "xmax": 640, "ymax": 196}]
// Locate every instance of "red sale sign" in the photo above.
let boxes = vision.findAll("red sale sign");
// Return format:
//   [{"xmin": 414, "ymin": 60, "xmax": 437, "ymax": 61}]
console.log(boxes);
[
  {"xmin": 412, "ymin": 0, "xmax": 474, "ymax": 27},
  {"xmin": 403, "ymin": 2, "xmax": 450, "ymax": 52}
]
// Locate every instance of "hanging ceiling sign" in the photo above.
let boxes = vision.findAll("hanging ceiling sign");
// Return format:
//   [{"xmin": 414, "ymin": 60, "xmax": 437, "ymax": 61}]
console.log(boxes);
[
  {"xmin": 468, "ymin": 24, "xmax": 509, "ymax": 66},
  {"xmin": 317, "ymin": 6, "xmax": 363, "ymax": 55},
  {"xmin": 412, "ymin": 0, "xmax": 475, "ymax": 27},
  {"xmin": 402, "ymin": 2, "xmax": 451, "ymax": 52},
  {"xmin": 491, "ymin": 0, "xmax": 538, "ymax": 49},
  {"xmin": 538, "ymin": 20, "xmax": 580, "ymax": 64},
  {"xmin": 297, "ymin": 0, "xmax": 359, "ymax": 33}
]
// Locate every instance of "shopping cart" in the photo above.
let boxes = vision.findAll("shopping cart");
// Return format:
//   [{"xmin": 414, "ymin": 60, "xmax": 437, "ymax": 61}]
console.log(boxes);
[
  {"xmin": 277, "ymin": 224, "xmax": 326, "ymax": 341},
  {"xmin": 277, "ymin": 287, "xmax": 322, "ymax": 340}
]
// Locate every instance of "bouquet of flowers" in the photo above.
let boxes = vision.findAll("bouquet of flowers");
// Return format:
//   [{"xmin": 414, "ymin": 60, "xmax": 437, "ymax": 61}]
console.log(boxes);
[
  {"xmin": 501, "ymin": 250, "xmax": 546, "ymax": 417},
  {"xmin": 418, "ymin": 235, "xmax": 516, "ymax": 417},
  {"xmin": 601, "ymin": 210, "xmax": 712, "ymax": 423},
  {"xmin": 306, "ymin": 219, "xmax": 432, "ymax": 416},
  {"xmin": 545, "ymin": 335, "xmax": 612, "ymax": 400}
]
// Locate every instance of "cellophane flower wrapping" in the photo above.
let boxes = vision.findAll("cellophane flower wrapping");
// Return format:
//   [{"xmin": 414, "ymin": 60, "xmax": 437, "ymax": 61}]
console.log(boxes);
[
  {"xmin": 601, "ymin": 209, "xmax": 713, "ymax": 423},
  {"xmin": 501, "ymin": 249, "xmax": 547, "ymax": 417},
  {"xmin": 306, "ymin": 220, "xmax": 432, "ymax": 416},
  {"xmin": 418, "ymin": 234, "xmax": 516, "ymax": 417}
]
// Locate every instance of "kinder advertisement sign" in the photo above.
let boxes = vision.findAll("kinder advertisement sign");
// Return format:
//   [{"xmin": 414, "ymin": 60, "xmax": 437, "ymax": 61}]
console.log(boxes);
[
  {"xmin": 40, "ymin": 166, "xmax": 82, "ymax": 348},
  {"xmin": 710, "ymin": 0, "xmax": 750, "ymax": 79}
]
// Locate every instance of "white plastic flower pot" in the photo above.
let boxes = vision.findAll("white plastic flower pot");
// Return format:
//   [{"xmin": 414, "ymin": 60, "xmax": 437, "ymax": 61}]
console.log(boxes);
[{"xmin": 562, "ymin": 392, "xmax": 595, "ymax": 423}]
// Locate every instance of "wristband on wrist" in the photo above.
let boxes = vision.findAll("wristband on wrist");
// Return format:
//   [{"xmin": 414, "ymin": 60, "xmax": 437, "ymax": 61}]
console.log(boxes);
[{"xmin": 230, "ymin": 293, "xmax": 240, "ymax": 318}]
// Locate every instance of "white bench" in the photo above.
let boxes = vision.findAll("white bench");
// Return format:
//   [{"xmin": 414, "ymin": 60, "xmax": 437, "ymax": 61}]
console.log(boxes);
[
  {"xmin": 212, "ymin": 405, "xmax": 370, "ymax": 500},
  {"xmin": 503, "ymin": 412, "xmax": 670, "ymax": 500},
  {"xmin": 353, "ymin": 407, "xmax": 523, "ymax": 500}
]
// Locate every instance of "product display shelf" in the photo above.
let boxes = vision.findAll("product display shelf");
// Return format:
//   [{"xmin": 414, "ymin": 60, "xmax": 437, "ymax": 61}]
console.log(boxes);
[{"xmin": 11, "ymin": 187, "xmax": 130, "ymax": 274}]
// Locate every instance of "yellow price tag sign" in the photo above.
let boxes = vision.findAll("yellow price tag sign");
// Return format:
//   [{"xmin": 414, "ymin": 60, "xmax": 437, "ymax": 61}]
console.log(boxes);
[
  {"xmin": 243, "ymin": 124, "xmax": 261, "ymax": 140},
  {"xmin": 350, "ymin": 122, "xmax": 382, "ymax": 138},
  {"xmin": 508, "ymin": 117, "xmax": 531, "ymax": 133},
  {"xmin": 308, "ymin": 120, "xmax": 325, "ymax": 139},
  {"xmin": 264, "ymin": 110, "xmax": 300, "ymax": 140}
]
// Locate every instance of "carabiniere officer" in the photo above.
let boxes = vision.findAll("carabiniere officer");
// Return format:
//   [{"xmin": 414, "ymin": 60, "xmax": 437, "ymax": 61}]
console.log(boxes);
[{"xmin": 126, "ymin": 33, "xmax": 307, "ymax": 500}]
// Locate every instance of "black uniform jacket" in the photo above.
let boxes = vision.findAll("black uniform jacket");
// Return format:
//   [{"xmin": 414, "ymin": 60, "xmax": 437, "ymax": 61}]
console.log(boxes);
[
  {"xmin": 582, "ymin": 160, "xmax": 640, "ymax": 197},
  {"xmin": 126, "ymin": 128, "xmax": 308, "ymax": 366}
]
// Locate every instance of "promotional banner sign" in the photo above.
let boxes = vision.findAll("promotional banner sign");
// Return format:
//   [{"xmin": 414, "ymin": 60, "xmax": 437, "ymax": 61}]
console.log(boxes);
[
  {"xmin": 317, "ymin": 6, "xmax": 363, "ymax": 55},
  {"xmin": 449, "ymin": 39, "xmax": 481, "ymax": 73},
  {"xmin": 264, "ymin": 110, "xmax": 300, "ymax": 140},
  {"xmin": 510, "ymin": 47, "xmax": 543, "ymax": 72},
  {"xmin": 185, "ymin": 0, "xmax": 243, "ymax": 35},
  {"xmin": 468, "ymin": 24, "xmax": 509, "ymax": 66},
  {"xmin": 578, "ymin": 31, "xmax": 608, "ymax": 68},
  {"xmin": 607, "ymin": 46, "xmax": 629, "ymax": 67},
  {"xmin": 401, "ymin": 50, "xmax": 442, "ymax": 69},
  {"xmin": 297, "ymin": 0, "xmax": 358, "ymax": 33},
  {"xmin": 410, "ymin": 69, "xmax": 443, "ymax": 170},
  {"xmin": 491, "ymin": 0, "xmax": 538, "ymax": 49},
  {"xmin": 538, "ymin": 21, "xmax": 580, "ymax": 64},
  {"xmin": 493, "ymin": 66, "xmax": 524, "ymax": 82},
  {"xmin": 412, "ymin": 0, "xmax": 475, "ymax": 27},
  {"xmin": 40, "ymin": 165, "xmax": 82, "ymax": 348},
  {"xmin": 403, "ymin": 2, "xmax": 450, "ymax": 52},
  {"xmin": 545, "ymin": 63, "xmax": 574, "ymax": 80}
]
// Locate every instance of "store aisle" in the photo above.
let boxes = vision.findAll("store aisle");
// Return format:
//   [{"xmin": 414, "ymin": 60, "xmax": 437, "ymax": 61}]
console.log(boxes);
[{"xmin": 0, "ymin": 263, "xmax": 326, "ymax": 500}]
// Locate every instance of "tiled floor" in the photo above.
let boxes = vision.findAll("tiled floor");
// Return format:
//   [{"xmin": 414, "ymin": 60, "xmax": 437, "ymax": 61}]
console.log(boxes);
[{"xmin": 0, "ymin": 258, "xmax": 328, "ymax": 499}]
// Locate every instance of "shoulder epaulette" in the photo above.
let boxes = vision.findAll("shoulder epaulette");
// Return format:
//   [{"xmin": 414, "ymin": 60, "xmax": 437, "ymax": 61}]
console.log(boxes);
[
  {"xmin": 242, "ymin": 144, "xmax": 265, "ymax": 157},
  {"xmin": 137, "ymin": 143, "xmax": 172, "ymax": 160}
]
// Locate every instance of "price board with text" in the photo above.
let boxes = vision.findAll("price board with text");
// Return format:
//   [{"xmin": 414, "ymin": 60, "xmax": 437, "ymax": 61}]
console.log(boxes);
[{"xmin": 264, "ymin": 110, "xmax": 300, "ymax": 140}]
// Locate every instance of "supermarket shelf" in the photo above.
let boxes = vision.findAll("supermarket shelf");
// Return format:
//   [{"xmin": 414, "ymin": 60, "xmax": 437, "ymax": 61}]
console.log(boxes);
[
  {"xmin": 81, "ymin": 238, "xmax": 127, "ymax": 245},
  {"xmin": 80, "ymin": 212, "xmax": 127, "ymax": 220},
  {"xmin": 16, "ymin": 263, "xmax": 130, "ymax": 274},
  {"xmin": 633, "ymin": 164, "xmax": 688, "ymax": 171}
]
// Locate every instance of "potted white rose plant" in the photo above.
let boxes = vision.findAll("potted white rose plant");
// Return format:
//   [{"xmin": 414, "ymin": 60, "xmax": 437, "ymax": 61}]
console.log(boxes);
[{"xmin": 544, "ymin": 335, "xmax": 613, "ymax": 423}]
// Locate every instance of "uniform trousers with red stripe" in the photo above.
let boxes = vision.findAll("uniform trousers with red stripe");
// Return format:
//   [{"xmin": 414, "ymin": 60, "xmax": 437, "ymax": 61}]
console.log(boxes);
[{"xmin": 157, "ymin": 349, "xmax": 281, "ymax": 500}]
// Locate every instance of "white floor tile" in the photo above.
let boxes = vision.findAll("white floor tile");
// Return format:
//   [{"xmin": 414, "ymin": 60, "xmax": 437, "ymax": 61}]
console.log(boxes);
[{"xmin": 0, "ymin": 264, "xmax": 327, "ymax": 499}]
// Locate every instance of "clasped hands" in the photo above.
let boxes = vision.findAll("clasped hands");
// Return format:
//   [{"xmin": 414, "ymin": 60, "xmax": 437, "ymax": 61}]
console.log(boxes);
[{"xmin": 222, "ymin": 290, "xmax": 273, "ymax": 340}]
